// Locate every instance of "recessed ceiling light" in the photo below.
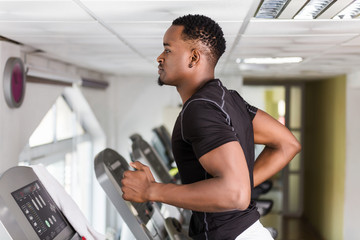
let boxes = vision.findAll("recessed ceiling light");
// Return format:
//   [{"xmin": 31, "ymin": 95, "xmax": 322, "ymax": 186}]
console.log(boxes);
[
  {"xmin": 333, "ymin": 0, "xmax": 360, "ymax": 19},
  {"xmin": 255, "ymin": 0, "xmax": 290, "ymax": 19},
  {"xmin": 240, "ymin": 57, "xmax": 303, "ymax": 64},
  {"xmin": 294, "ymin": 0, "xmax": 336, "ymax": 19}
]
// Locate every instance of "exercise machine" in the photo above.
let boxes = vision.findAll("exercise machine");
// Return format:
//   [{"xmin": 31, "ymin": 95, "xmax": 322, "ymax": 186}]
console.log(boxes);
[
  {"xmin": 151, "ymin": 126, "xmax": 180, "ymax": 181},
  {"xmin": 94, "ymin": 148, "xmax": 190, "ymax": 240},
  {"xmin": 0, "ymin": 166, "xmax": 80, "ymax": 240},
  {"xmin": 151, "ymin": 126, "xmax": 175, "ymax": 171},
  {"xmin": 130, "ymin": 133, "xmax": 176, "ymax": 184}
]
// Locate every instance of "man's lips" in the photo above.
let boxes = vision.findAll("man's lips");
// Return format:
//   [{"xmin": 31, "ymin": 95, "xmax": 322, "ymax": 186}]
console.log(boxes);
[{"xmin": 158, "ymin": 67, "xmax": 164, "ymax": 74}]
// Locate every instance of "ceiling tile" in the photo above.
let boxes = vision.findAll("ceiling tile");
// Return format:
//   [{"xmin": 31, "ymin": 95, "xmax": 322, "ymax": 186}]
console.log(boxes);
[
  {"xmin": 0, "ymin": 1, "xmax": 92, "ymax": 21},
  {"xmin": 245, "ymin": 19, "xmax": 360, "ymax": 36},
  {"xmin": 0, "ymin": 22, "xmax": 110, "ymax": 36},
  {"xmin": 342, "ymin": 36, "xmax": 360, "ymax": 46},
  {"xmin": 81, "ymin": 1, "xmax": 255, "ymax": 22}
]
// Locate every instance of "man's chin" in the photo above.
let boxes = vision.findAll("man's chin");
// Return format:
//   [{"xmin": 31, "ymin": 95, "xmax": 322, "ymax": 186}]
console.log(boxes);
[{"xmin": 158, "ymin": 77, "xmax": 164, "ymax": 86}]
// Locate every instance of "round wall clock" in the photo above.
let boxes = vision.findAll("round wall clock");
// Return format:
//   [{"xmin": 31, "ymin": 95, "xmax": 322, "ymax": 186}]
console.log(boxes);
[{"xmin": 3, "ymin": 57, "xmax": 26, "ymax": 108}]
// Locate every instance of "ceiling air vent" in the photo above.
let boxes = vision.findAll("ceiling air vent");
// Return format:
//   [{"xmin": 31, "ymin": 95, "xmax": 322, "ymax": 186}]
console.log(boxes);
[
  {"xmin": 333, "ymin": 0, "xmax": 360, "ymax": 19},
  {"xmin": 255, "ymin": 0, "xmax": 360, "ymax": 19},
  {"xmin": 294, "ymin": 0, "xmax": 336, "ymax": 19},
  {"xmin": 255, "ymin": 0, "xmax": 291, "ymax": 19}
]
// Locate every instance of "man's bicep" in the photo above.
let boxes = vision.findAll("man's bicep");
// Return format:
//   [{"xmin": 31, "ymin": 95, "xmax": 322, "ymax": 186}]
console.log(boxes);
[
  {"xmin": 199, "ymin": 141, "xmax": 248, "ymax": 179},
  {"xmin": 253, "ymin": 109, "xmax": 291, "ymax": 145}
]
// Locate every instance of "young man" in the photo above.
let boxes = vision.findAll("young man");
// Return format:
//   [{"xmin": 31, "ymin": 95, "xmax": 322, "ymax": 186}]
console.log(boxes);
[{"xmin": 121, "ymin": 14, "xmax": 301, "ymax": 239}]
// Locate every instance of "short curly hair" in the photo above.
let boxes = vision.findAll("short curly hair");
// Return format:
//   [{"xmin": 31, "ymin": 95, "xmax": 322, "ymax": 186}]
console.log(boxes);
[{"xmin": 172, "ymin": 14, "xmax": 226, "ymax": 66}]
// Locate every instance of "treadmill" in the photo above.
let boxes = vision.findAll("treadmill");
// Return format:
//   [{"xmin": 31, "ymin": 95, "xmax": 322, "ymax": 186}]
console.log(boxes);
[
  {"xmin": 130, "ymin": 133, "xmax": 176, "ymax": 184},
  {"xmin": 0, "ymin": 166, "xmax": 80, "ymax": 240},
  {"xmin": 94, "ymin": 148, "xmax": 190, "ymax": 240},
  {"xmin": 151, "ymin": 125, "xmax": 175, "ymax": 171},
  {"xmin": 130, "ymin": 134, "xmax": 191, "ymax": 226}
]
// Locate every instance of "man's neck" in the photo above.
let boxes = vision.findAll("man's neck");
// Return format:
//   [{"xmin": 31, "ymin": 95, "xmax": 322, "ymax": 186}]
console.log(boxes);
[{"xmin": 177, "ymin": 75, "xmax": 215, "ymax": 104}]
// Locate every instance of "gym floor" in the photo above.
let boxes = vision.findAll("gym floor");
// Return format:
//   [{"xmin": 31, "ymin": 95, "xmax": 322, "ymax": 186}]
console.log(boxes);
[{"xmin": 261, "ymin": 213, "xmax": 324, "ymax": 240}]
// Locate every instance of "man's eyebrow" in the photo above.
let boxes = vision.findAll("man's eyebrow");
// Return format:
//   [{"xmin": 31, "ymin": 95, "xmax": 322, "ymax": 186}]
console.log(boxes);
[{"xmin": 163, "ymin": 42, "xmax": 170, "ymax": 47}]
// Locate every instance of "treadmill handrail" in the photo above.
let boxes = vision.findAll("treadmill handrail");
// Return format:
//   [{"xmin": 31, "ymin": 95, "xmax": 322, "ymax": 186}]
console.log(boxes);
[{"xmin": 94, "ymin": 149, "xmax": 153, "ymax": 240}]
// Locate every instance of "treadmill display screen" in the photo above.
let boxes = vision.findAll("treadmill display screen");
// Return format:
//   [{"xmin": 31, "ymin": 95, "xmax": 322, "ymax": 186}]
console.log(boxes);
[{"xmin": 11, "ymin": 180, "xmax": 68, "ymax": 240}]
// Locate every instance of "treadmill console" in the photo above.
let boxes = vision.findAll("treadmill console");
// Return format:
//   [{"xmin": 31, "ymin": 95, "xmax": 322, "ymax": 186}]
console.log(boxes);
[
  {"xmin": 11, "ymin": 180, "xmax": 68, "ymax": 239},
  {"xmin": 0, "ymin": 166, "xmax": 79, "ymax": 240}
]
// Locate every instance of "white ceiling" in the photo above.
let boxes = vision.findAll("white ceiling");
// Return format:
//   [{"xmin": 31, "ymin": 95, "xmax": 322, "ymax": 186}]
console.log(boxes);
[{"xmin": 1, "ymin": 0, "xmax": 360, "ymax": 80}]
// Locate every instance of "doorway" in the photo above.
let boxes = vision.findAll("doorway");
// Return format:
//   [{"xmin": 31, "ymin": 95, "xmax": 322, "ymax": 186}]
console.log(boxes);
[{"xmin": 242, "ymin": 81, "xmax": 304, "ymax": 217}]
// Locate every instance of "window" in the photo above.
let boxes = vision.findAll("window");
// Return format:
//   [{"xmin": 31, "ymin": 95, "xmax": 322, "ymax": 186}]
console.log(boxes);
[{"xmin": 20, "ymin": 94, "xmax": 93, "ymax": 222}]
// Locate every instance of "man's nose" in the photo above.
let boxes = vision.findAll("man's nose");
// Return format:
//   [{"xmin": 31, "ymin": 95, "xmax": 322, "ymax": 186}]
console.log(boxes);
[{"xmin": 157, "ymin": 54, "xmax": 164, "ymax": 64}]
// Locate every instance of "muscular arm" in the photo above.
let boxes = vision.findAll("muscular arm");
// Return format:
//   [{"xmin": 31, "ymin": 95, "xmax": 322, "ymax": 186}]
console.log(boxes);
[
  {"xmin": 252, "ymin": 109, "xmax": 301, "ymax": 187},
  {"xmin": 121, "ymin": 141, "xmax": 251, "ymax": 212}
]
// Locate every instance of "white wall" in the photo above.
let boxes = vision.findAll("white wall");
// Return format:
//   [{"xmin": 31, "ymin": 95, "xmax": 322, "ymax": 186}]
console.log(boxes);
[
  {"xmin": 0, "ymin": 41, "xmax": 65, "ymax": 173},
  {"xmin": 80, "ymin": 74, "xmax": 181, "ymax": 160},
  {"xmin": 344, "ymin": 72, "xmax": 360, "ymax": 240},
  {"xmin": 105, "ymin": 76, "xmax": 181, "ymax": 159}
]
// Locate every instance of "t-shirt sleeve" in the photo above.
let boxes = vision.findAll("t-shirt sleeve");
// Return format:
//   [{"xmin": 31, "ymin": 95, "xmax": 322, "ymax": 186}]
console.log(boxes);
[
  {"xmin": 244, "ymin": 99, "xmax": 258, "ymax": 120},
  {"xmin": 181, "ymin": 100, "xmax": 238, "ymax": 160},
  {"xmin": 230, "ymin": 90, "xmax": 258, "ymax": 120}
]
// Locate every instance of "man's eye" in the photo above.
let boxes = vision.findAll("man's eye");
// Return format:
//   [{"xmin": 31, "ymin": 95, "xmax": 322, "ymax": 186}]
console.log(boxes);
[{"xmin": 165, "ymin": 49, "xmax": 170, "ymax": 53}]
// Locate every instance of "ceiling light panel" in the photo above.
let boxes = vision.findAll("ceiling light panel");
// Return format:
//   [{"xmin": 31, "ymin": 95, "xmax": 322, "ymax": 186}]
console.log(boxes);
[
  {"xmin": 255, "ymin": 0, "xmax": 290, "ymax": 19},
  {"xmin": 294, "ymin": 0, "xmax": 336, "ymax": 19},
  {"xmin": 278, "ymin": 0, "xmax": 307, "ymax": 19},
  {"xmin": 317, "ymin": 0, "xmax": 354, "ymax": 19},
  {"xmin": 334, "ymin": 0, "xmax": 360, "ymax": 19},
  {"xmin": 242, "ymin": 57, "xmax": 303, "ymax": 64}
]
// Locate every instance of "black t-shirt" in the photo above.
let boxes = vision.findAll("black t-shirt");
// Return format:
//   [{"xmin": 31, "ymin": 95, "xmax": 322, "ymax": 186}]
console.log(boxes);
[{"xmin": 172, "ymin": 79, "xmax": 260, "ymax": 240}]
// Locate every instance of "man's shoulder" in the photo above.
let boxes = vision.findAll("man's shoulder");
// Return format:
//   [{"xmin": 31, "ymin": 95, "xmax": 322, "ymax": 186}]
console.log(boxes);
[{"xmin": 186, "ymin": 79, "xmax": 224, "ymax": 106}]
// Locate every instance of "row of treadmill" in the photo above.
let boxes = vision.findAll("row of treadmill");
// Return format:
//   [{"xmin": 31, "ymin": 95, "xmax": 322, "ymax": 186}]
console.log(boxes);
[{"xmin": 0, "ymin": 125, "xmax": 277, "ymax": 239}]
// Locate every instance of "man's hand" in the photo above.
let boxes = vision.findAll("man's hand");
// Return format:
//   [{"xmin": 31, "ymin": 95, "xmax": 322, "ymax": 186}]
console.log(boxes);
[{"xmin": 121, "ymin": 161, "xmax": 156, "ymax": 202}]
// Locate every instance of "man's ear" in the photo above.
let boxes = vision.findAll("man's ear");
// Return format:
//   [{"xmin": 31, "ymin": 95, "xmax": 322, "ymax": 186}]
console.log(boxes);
[{"xmin": 189, "ymin": 49, "xmax": 200, "ymax": 68}]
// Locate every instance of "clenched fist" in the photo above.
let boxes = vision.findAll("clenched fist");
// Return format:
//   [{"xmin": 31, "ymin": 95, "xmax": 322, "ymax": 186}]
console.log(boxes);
[{"xmin": 121, "ymin": 161, "xmax": 156, "ymax": 202}]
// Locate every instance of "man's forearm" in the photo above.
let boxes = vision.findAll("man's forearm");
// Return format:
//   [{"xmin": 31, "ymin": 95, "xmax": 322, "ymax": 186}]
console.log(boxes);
[
  {"xmin": 253, "ymin": 141, "xmax": 301, "ymax": 187},
  {"xmin": 148, "ymin": 176, "xmax": 250, "ymax": 212}
]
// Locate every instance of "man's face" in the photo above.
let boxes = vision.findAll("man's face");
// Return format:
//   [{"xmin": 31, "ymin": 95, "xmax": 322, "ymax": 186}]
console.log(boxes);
[{"xmin": 157, "ymin": 25, "xmax": 192, "ymax": 86}]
